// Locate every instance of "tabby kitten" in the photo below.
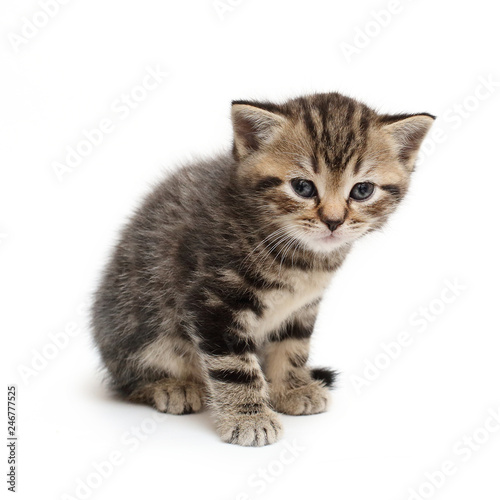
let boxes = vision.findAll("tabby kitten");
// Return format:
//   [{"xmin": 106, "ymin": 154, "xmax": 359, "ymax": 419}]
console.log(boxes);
[{"xmin": 92, "ymin": 92, "xmax": 434, "ymax": 446}]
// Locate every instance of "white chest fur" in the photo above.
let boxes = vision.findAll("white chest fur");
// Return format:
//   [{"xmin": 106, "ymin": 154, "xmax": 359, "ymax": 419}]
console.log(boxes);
[{"xmin": 255, "ymin": 270, "xmax": 332, "ymax": 338}]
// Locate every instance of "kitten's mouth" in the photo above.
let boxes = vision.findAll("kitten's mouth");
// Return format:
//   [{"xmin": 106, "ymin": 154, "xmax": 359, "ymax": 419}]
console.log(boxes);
[
  {"xmin": 301, "ymin": 229, "xmax": 349, "ymax": 251},
  {"xmin": 310, "ymin": 229, "xmax": 355, "ymax": 250},
  {"xmin": 318, "ymin": 232, "xmax": 341, "ymax": 242}
]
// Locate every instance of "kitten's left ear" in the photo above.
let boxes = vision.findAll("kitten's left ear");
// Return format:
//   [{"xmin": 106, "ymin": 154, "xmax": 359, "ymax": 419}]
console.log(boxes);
[
  {"xmin": 381, "ymin": 113, "xmax": 436, "ymax": 170},
  {"xmin": 231, "ymin": 101, "xmax": 286, "ymax": 160}
]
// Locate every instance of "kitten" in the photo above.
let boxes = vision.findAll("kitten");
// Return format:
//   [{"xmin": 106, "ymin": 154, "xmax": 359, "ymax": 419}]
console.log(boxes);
[{"xmin": 91, "ymin": 92, "xmax": 434, "ymax": 446}]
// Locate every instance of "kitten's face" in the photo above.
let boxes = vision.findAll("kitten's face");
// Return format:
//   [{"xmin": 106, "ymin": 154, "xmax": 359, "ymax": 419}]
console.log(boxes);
[{"xmin": 232, "ymin": 94, "xmax": 434, "ymax": 254}]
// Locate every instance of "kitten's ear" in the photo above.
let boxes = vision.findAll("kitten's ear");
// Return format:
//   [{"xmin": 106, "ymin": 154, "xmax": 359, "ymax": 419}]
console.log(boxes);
[
  {"xmin": 381, "ymin": 113, "xmax": 435, "ymax": 170},
  {"xmin": 231, "ymin": 102, "xmax": 285, "ymax": 159}
]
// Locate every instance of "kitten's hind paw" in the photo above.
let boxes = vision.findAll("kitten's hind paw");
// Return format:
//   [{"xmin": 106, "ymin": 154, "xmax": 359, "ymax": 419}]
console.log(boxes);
[
  {"xmin": 131, "ymin": 379, "xmax": 205, "ymax": 415},
  {"xmin": 216, "ymin": 407, "xmax": 283, "ymax": 447}
]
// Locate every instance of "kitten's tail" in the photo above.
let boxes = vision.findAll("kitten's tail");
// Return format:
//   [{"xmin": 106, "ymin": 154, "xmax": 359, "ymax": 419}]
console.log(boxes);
[{"xmin": 310, "ymin": 367, "xmax": 338, "ymax": 389}]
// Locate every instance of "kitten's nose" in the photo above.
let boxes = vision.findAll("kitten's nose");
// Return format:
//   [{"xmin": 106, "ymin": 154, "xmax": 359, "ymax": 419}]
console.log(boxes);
[{"xmin": 324, "ymin": 219, "xmax": 344, "ymax": 232}]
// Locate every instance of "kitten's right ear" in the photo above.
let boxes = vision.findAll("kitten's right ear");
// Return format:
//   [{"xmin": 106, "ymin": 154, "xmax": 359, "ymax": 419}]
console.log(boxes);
[
  {"xmin": 231, "ymin": 102, "xmax": 285, "ymax": 160},
  {"xmin": 380, "ymin": 113, "xmax": 436, "ymax": 170}
]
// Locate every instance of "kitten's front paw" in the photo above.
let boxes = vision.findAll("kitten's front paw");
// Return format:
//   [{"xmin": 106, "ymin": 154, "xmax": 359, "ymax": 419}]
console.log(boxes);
[
  {"xmin": 271, "ymin": 381, "xmax": 330, "ymax": 416},
  {"xmin": 216, "ymin": 407, "xmax": 283, "ymax": 447}
]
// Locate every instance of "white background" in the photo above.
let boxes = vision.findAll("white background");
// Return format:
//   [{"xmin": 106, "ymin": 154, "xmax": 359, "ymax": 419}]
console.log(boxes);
[{"xmin": 1, "ymin": 0, "xmax": 499, "ymax": 499}]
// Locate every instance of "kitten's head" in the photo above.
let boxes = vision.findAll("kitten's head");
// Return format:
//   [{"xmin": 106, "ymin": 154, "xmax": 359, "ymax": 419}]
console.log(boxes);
[{"xmin": 231, "ymin": 93, "xmax": 434, "ymax": 253}]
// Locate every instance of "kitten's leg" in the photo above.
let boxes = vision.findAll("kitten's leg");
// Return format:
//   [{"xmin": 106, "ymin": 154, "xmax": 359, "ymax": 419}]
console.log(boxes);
[
  {"xmin": 117, "ymin": 334, "xmax": 207, "ymax": 414},
  {"xmin": 190, "ymin": 273, "xmax": 284, "ymax": 446},
  {"xmin": 192, "ymin": 305, "xmax": 284, "ymax": 449},
  {"xmin": 265, "ymin": 313, "xmax": 334, "ymax": 416},
  {"xmin": 200, "ymin": 350, "xmax": 283, "ymax": 446}
]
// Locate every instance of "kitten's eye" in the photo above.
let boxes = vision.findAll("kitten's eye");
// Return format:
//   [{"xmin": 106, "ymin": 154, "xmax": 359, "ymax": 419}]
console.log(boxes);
[
  {"xmin": 291, "ymin": 178, "xmax": 317, "ymax": 198},
  {"xmin": 350, "ymin": 182, "xmax": 375, "ymax": 201}
]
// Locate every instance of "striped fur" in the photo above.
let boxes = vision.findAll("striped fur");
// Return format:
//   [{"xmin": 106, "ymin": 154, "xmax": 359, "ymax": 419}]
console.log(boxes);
[{"xmin": 92, "ymin": 92, "xmax": 434, "ymax": 446}]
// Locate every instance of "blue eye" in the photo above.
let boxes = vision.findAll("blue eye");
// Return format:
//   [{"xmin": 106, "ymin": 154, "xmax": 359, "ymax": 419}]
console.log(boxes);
[
  {"xmin": 350, "ymin": 182, "xmax": 375, "ymax": 201},
  {"xmin": 291, "ymin": 179, "xmax": 317, "ymax": 198}
]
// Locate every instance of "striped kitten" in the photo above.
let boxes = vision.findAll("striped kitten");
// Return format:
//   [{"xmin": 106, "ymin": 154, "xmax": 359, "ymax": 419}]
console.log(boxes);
[{"xmin": 92, "ymin": 92, "xmax": 434, "ymax": 446}]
